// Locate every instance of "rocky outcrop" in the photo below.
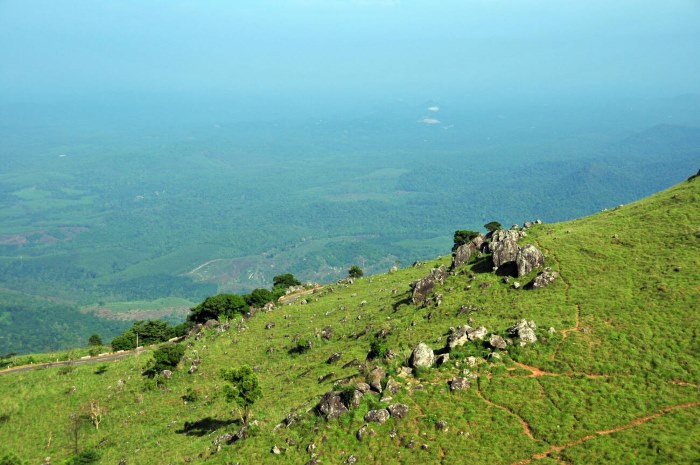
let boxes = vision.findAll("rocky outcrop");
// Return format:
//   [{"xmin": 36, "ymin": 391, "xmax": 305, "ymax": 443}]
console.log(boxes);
[
  {"xmin": 516, "ymin": 244, "xmax": 545, "ymax": 276},
  {"xmin": 532, "ymin": 269, "xmax": 558, "ymax": 288},
  {"xmin": 447, "ymin": 325, "xmax": 470, "ymax": 349},
  {"xmin": 317, "ymin": 391, "xmax": 349, "ymax": 420},
  {"xmin": 489, "ymin": 229, "xmax": 526, "ymax": 269},
  {"xmin": 409, "ymin": 343, "xmax": 435, "ymax": 368},
  {"xmin": 508, "ymin": 319, "xmax": 537, "ymax": 346},
  {"xmin": 410, "ymin": 266, "xmax": 448, "ymax": 305},
  {"xmin": 467, "ymin": 326, "xmax": 488, "ymax": 341},
  {"xmin": 450, "ymin": 234, "xmax": 485, "ymax": 270}
]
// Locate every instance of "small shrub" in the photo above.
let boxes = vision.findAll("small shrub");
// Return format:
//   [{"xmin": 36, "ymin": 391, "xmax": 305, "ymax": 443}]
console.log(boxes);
[
  {"xmin": 348, "ymin": 265, "xmax": 364, "ymax": 278},
  {"xmin": 93, "ymin": 365, "xmax": 108, "ymax": 375},
  {"xmin": 58, "ymin": 365, "xmax": 76, "ymax": 376},
  {"xmin": 367, "ymin": 337, "xmax": 388, "ymax": 360},
  {"xmin": 65, "ymin": 449, "xmax": 100, "ymax": 465},
  {"xmin": 182, "ymin": 387, "xmax": 200, "ymax": 403},
  {"xmin": 144, "ymin": 344, "xmax": 185, "ymax": 377},
  {"xmin": 288, "ymin": 340, "xmax": 312, "ymax": 355}
]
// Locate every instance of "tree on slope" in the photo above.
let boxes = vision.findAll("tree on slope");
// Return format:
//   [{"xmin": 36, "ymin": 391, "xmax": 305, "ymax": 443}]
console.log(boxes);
[{"xmin": 220, "ymin": 365, "xmax": 262, "ymax": 425}]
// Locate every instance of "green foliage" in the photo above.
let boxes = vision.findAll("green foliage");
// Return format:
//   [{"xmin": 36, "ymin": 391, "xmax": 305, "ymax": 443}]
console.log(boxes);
[
  {"xmin": 87, "ymin": 335, "xmax": 102, "ymax": 347},
  {"xmin": 111, "ymin": 320, "xmax": 175, "ymax": 350},
  {"xmin": 64, "ymin": 450, "xmax": 100, "ymax": 465},
  {"xmin": 452, "ymin": 230, "xmax": 480, "ymax": 251},
  {"xmin": 245, "ymin": 288, "xmax": 275, "ymax": 308},
  {"xmin": 147, "ymin": 344, "xmax": 185, "ymax": 376},
  {"xmin": 348, "ymin": 265, "xmax": 364, "ymax": 278},
  {"xmin": 93, "ymin": 364, "xmax": 108, "ymax": 375},
  {"xmin": 484, "ymin": 221, "xmax": 502, "ymax": 232},
  {"xmin": 367, "ymin": 336, "xmax": 388, "ymax": 360},
  {"xmin": 182, "ymin": 387, "xmax": 200, "ymax": 403},
  {"xmin": 220, "ymin": 365, "xmax": 262, "ymax": 424},
  {"xmin": 273, "ymin": 273, "xmax": 301, "ymax": 289},
  {"xmin": 0, "ymin": 452, "xmax": 24, "ymax": 465},
  {"xmin": 187, "ymin": 294, "xmax": 246, "ymax": 323}
]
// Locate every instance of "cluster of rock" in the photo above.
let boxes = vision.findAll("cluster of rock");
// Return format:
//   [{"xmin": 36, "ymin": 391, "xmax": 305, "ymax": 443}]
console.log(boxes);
[
  {"xmin": 489, "ymin": 230, "xmax": 545, "ymax": 277},
  {"xmin": 410, "ymin": 266, "xmax": 449, "ymax": 306},
  {"xmin": 450, "ymin": 234, "xmax": 486, "ymax": 270}
]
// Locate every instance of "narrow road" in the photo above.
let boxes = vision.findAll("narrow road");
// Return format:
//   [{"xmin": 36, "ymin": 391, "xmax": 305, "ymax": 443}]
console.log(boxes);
[{"xmin": 0, "ymin": 348, "xmax": 143, "ymax": 376}]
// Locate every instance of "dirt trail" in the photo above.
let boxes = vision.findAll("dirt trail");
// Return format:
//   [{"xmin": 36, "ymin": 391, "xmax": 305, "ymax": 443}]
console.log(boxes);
[
  {"xmin": 0, "ymin": 349, "xmax": 142, "ymax": 376},
  {"xmin": 475, "ymin": 379, "xmax": 536, "ymax": 441},
  {"xmin": 512, "ymin": 402, "xmax": 700, "ymax": 464}
]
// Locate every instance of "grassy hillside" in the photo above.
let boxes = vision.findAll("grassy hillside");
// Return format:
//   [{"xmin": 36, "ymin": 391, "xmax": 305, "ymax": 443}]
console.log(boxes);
[{"xmin": 0, "ymin": 177, "xmax": 698, "ymax": 464}]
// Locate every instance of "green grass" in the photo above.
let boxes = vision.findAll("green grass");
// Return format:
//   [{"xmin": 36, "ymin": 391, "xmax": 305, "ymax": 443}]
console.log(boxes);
[{"xmin": 0, "ymin": 179, "xmax": 698, "ymax": 464}]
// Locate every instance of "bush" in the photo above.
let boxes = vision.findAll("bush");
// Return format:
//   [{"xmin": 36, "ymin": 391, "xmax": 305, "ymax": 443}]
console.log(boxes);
[
  {"xmin": 0, "ymin": 452, "xmax": 24, "ymax": 465},
  {"xmin": 65, "ymin": 450, "xmax": 100, "ymax": 465},
  {"xmin": 111, "ymin": 320, "xmax": 176, "ymax": 351},
  {"xmin": 348, "ymin": 265, "xmax": 364, "ymax": 278},
  {"xmin": 484, "ymin": 221, "xmax": 502, "ymax": 232},
  {"xmin": 367, "ymin": 337, "xmax": 387, "ymax": 360},
  {"xmin": 87, "ymin": 334, "xmax": 102, "ymax": 347},
  {"xmin": 245, "ymin": 288, "xmax": 275, "ymax": 308},
  {"xmin": 145, "ymin": 344, "xmax": 185, "ymax": 377}
]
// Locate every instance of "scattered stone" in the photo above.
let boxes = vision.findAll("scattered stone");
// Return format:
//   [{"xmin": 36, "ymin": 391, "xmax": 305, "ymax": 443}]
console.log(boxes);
[
  {"xmin": 367, "ymin": 367, "xmax": 386, "ymax": 393},
  {"xmin": 548, "ymin": 327, "xmax": 556, "ymax": 334},
  {"xmin": 435, "ymin": 420, "xmax": 448, "ymax": 430},
  {"xmin": 265, "ymin": 322, "xmax": 275, "ymax": 330},
  {"xmin": 364, "ymin": 409, "xmax": 390, "ymax": 424},
  {"xmin": 516, "ymin": 244, "xmax": 545, "ymax": 277},
  {"xmin": 346, "ymin": 455, "xmax": 358, "ymax": 464},
  {"xmin": 188, "ymin": 365, "xmax": 198, "ymax": 374},
  {"xmin": 204, "ymin": 319, "xmax": 219, "ymax": 328},
  {"xmin": 263, "ymin": 301, "xmax": 276, "ymax": 311},
  {"xmin": 356, "ymin": 425, "xmax": 368, "ymax": 441},
  {"xmin": 317, "ymin": 391, "xmax": 348, "ymax": 420},
  {"xmin": 397, "ymin": 366, "xmax": 412, "ymax": 378},
  {"xmin": 162, "ymin": 370, "xmax": 172, "ymax": 379},
  {"xmin": 421, "ymin": 444, "xmax": 429, "ymax": 450},
  {"xmin": 343, "ymin": 358, "xmax": 362, "ymax": 369},
  {"xmin": 513, "ymin": 282, "xmax": 521, "ymax": 289},
  {"xmin": 532, "ymin": 270, "xmax": 559, "ymax": 288},
  {"xmin": 436, "ymin": 353, "xmax": 450, "ymax": 366},
  {"xmin": 508, "ymin": 319, "xmax": 538, "ymax": 345},
  {"xmin": 489, "ymin": 352, "xmax": 502, "ymax": 360},
  {"xmin": 466, "ymin": 356, "xmax": 479, "ymax": 367},
  {"xmin": 409, "ymin": 343, "xmax": 435, "ymax": 368},
  {"xmin": 489, "ymin": 334, "xmax": 507, "ymax": 350},
  {"xmin": 450, "ymin": 377, "xmax": 471, "ymax": 391},
  {"xmin": 326, "ymin": 352, "xmax": 342, "ymax": 364},
  {"xmin": 318, "ymin": 372, "xmax": 335, "ymax": 383},
  {"xmin": 387, "ymin": 403, "xmax": 409, "ymax": 419},
  {"xmin": 307, "ymin": 443, "xmax": 316, "ymax": 453},
  {"xmin": 271, "ymin": 445, "xmax": 281, "ymax": 455}
]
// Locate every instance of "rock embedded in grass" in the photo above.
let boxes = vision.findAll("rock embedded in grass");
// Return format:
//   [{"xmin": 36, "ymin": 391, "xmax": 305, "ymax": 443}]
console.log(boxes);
[
  {"xmin": 364, "ymin": 409, "xmax": 390, "ymax": 424},
  {"xmin": 410, "ymin": 342, "xmax": 435, "ymax": 368}
]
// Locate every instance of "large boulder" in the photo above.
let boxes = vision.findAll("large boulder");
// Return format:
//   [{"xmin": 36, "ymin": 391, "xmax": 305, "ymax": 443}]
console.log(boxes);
[
  {"xmin": 409, "ymin": 343, "xmax": 435, "ymax": 368},
  {"xmin": 508, "ymin": 320, "xmax": 538, "ymax": 346},
  {"xmin": 317, "ymin": 391, "xmax": 348, "ymax": 420},
  {"xmin": 451, "ymin": 235, "xmax": 484, "ymax": 270},
  {"xmin": 410, "ymin": 267, "xmax": 449, "ymax": 306},
  {"xmin": 490, "ymin": 230, "xmax": 525, "ymax": 269},
  {"xmin": 516, "ymin": 244, "xmax": 545, "ymax": 277}
]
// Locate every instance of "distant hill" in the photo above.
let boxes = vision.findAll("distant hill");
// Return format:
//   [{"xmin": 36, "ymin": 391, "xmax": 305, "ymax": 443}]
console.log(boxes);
[{"xmin": 0, "ymin": 175, "xmax": 698, "ymax": 464}]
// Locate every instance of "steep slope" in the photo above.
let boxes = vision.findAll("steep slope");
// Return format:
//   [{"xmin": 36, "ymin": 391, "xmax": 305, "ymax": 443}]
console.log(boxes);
[{"xmin": 0, "ymin": 177, "xmax": 698, "ymax": 465}]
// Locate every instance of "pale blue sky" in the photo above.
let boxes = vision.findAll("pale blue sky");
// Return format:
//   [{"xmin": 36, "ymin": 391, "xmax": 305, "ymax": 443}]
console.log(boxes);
[{"xmin": 1, "ymin": 0, "xmax": 699, "ymax": 113}]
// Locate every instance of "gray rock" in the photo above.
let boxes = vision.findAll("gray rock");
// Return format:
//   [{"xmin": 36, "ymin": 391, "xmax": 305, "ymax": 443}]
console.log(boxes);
[
  {"xmin": 387, "ymin": 403, "xmax": 409, "ymax": 419},
  {"xmin": 516, "ymin": 244, "xmax": 545, "ymax": 277},
  {"xmin": 162, "ymin": 370, "xmax": 172, "ymax": 379},
  {"xmin": 265, "ymin": 322, "xmax": 275, "ymax": 330},
  {"xmin": 271, "ymin": 445, "xmax": 281, "ymax": 455},
  {"xmin": 532, "ymin": 270, "xmax": 559, "ymax": 288},
  {"xmin": 351, "ymin": 389, "xmax": 364, "ymax": 408},
  {"xmin": 321, "ymin": 326, "xmax": 333, "ymax": 340},
  {"xmin": 491, "ymin": 238, "xmax": 520, "ymax": 269},
  {"xmin": 450, "ymin": 377, "xmax": 471, "ymax": 391},
  {"xmin": 188, "ymin": 365, "xmax": 198, "ymax": 374},
  {"xmin": 317, "ymin": 391, "xmax": 349, "ymax": 420},
  {"xmin": 435, "ymin": 419, "xmax": 448, "ymax": 430},
  {"xmin": 508, "ymin": 319, "xmax": 538, "ymax": 346},
  {"xmin": 436, "ymin": 353, "xmax": 450, "ymax": 366},
  {"xmin": 447, "ymin": 325, "xmax": 471, "ymax": 349},
  {"xmin": 409, "ymin": 343, "xmax": 435, "ymax": 368},
  {"xmin": 355, "ymin": 382, "xmax": 371, "ymax": 393},
  {"xmin": 346, "ymin": 455, "xmax": 358, "ymax": 464},
  {"xmin": 367, "ymin": 367, "xmax": 386, "ymax": 393},
  {"xmin": 410, "ymin": 266, "xmax": 448, "ymax": 305},
  {"xmin": 467, "ymin": 326, "xmax": 488, "ymax": 341},
  {"xmin": 326, "ymin": 352, "xmax": 342, "ymax": 364},
  {"xmin": 356, "ymin": 424, "xmax": 369, "ymax": 441},
  {"xmin": 204, "ymin": 319, "xmax": 219, "ymax": 328},
  {"xmin": 489, "ymin": 334, "xmax": 507, "ymax": 350},
  {"xmin": 364, "ymin": 409, "xmax": 390, "ymax": 424},
  {"xmin": 385, "ymin": 377, "xmax": 401, "ymax": 395},
  {"xmin": 513, "ymin": 281, "xmax": 521, "ymax": 289}
]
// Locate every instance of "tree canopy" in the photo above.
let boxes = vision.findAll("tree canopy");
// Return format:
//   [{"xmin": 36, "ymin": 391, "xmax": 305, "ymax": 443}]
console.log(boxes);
[
  {"xmin": 348, "ymin": 265, "xmax": 364, "ymax": 278},
  {"xmin": 220, "ymin": 365, "xmax": 262, "ymax": 425},
  {"xmin": 272, "ymin": 273, "xmax": 301, "ymax": 289},
  {"xmin": 187, "ymin": 294, "xmax": 246, "ymax": 323},
  {"xmin": 452, "ymin": 230, "xmax": 480, "ymax": 251},
  {"xmin": 484, "ymin": 221, "xmax": 502, "ymax": 232}
]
